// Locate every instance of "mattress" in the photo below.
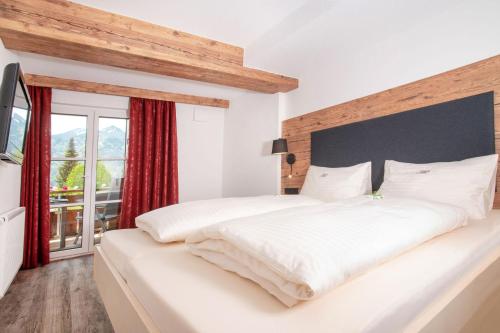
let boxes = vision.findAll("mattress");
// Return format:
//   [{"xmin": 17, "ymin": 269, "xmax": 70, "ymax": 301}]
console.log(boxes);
[
  {"xmin": 100, "ymin": 228, "xmax": 170, "ymax": 280},
  {"xmin": 100, "ymin": 211, "xmax": 500, "ymax": 333}
]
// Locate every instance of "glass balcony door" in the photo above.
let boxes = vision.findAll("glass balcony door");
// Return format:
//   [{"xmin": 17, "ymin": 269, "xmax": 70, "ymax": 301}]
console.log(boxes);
[
  {"xmin": 50, "ymin": 112, "xmax": 93, "ymax": 258},
  {"xmin": 50, "ymin": 104, "xmax": 128, "ymax": 260},
  {"xmin": 92, "ymin": 117, "xmax": 128, "ymax": 245}
]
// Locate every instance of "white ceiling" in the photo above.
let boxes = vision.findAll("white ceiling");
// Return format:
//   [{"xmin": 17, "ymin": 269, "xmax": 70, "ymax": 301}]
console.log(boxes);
[
  {"xmin": 73, "ymin": 0, "xmax": 309, "ymax": 47},
  {"xmin": 14, "ymin": 0, "xmax": 316, "ymax": 100},
  {"xmin": 16, "ymin": 0, "xmax": 484, "ymax": 100}
]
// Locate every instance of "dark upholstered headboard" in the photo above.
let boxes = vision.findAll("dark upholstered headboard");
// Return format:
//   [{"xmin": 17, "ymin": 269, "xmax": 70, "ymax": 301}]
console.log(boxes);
[{"xmin": 311, "ymin": 92, "xmax": 495, "ymax": 190}]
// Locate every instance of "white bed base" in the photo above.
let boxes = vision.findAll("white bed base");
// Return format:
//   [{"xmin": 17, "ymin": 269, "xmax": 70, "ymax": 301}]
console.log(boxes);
[
  {"xmin": 93, "ymin": 245, "xmax": 500, "ymax": 333},
  {"xmin": 93, "ymin": 246, "xmax": 160, "ymax": 333}
]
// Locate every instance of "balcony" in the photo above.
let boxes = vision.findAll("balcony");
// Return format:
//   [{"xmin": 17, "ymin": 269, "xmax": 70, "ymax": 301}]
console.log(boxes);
[{"xmin": 49, "ymin": 188, "xmax": 122, "ymax": 252}]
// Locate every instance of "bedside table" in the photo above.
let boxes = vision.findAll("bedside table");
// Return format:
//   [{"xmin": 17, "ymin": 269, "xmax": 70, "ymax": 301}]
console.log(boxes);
[{"xmin": 284, "ymin": 187, "xmax": 299, "ymax": 195}]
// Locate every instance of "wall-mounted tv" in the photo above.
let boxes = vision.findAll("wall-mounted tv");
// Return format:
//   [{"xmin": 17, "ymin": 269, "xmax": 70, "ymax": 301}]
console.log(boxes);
[{"xmin": 0, "ymin": 63, "xmax": 31, "ymax": 165}]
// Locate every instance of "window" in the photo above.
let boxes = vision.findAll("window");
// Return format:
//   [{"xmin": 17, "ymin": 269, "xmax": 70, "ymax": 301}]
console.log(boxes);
[
  {"xmin": 49, "ymin": 106, "xmax": 128, "ymax": 258},
  {"xmin": 93, "ymin": 117, "xmax": 128, "ymax": 244}
]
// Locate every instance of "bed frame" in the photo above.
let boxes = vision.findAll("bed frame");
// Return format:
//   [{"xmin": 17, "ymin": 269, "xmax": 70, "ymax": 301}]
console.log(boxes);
[
  {"xmin": 94, "ymin": 244, "xmax": 500, "ymax": 333},
  {"xmin": 93, "ymin": 246, "xmax": 160, "ymax": 333}
]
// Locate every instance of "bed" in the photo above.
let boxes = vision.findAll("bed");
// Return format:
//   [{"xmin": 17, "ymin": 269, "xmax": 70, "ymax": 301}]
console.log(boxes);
[
  {"xmin": 94, "ymin": 211, "xmax": 500, "ymax": 333},
  {"xmin": 94, "ymin": 91, "xmax": 500, "ymax": 332}
]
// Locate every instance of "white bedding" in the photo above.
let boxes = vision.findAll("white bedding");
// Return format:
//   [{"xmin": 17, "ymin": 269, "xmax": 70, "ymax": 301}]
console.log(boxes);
[
  {"xmin": 187, "ymin": 196, "xmax": 467, "ymax": 306},
  {"xmin": 136, "ymin": 194, "xmax": 321, "ymax": 242}
]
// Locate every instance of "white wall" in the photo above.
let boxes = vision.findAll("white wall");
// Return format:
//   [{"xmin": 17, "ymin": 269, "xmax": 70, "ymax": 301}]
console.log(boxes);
[
  {"xmin": 177, "ymin": 104, "xmax": 225, "ymax": 201},
  {"xmin": 231, "ymin": 0, "xmax": 500, "ymax": 196},
  {"xmin": 9, "ymin": 0, "xmax": 498, "ymax": 202},
  {"xmin": 51, "ymin": 90, "xmax": 225, "ymax": 202},
  {"xmin": 222, "ymin": 92, "xmax": 280, "ymax": 197},
  {"xmin": 247, "ymin": 0, "xmax": 500, "ymax": 120},
  {"xmin": 0, "ymin": 41, "xmax": 22, "ymax": 214},
  {"xmin": 52, "ymin": 88, "xmax": 274, "ymax": 201}
]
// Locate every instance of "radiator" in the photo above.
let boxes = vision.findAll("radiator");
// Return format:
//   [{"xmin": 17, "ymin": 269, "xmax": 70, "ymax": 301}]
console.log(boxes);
[{"xmin": 0, "ymin": 207, "xmax": 25, "ymax": 299}]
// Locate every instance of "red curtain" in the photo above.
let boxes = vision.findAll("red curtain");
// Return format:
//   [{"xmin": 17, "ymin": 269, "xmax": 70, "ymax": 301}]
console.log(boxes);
[
  {"xmin": 21, "ymin": 86, "xmax": 52, "ymax": 269},
  {"xmin": 119, "ymin": 98, "xmax": 178, "ymax": 229}
]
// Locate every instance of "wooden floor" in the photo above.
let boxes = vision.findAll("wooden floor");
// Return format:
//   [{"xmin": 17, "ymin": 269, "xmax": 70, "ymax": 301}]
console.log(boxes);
[{"xmin": 0, "ymin": 255, "xmax": 114, "ymax": 333}]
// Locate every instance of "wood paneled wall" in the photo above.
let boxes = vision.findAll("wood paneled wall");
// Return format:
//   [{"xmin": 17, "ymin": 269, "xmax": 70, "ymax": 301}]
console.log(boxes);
[{"xmin": 281, "ymin": 55, "xmax": 500, "ymax": 207}]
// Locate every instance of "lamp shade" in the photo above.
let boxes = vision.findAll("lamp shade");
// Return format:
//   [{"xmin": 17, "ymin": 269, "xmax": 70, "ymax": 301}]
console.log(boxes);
[{"xmin": 272, "ymin": 138, "xmax": 288, "ymax": 154}]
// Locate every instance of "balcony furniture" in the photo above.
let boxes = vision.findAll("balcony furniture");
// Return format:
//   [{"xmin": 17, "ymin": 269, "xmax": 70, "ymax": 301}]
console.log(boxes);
[{"xmin": 72, "ymin": 178, "xmax": 124, "ymax": 245}]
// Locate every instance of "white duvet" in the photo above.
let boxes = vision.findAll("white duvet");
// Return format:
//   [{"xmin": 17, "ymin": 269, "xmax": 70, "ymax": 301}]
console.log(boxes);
[
  {"xmin": 136, "ymin": 195, "xmax": 321, "ymax": 242},
  {"xmin": 187, "ymin": 196, "xmax": 467, "ymax": 306}
]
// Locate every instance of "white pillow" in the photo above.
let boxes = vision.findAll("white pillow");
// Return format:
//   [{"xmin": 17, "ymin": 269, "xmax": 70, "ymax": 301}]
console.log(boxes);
[
  {"xmin": 380, "ymin": 154, "xmax": 498, "ymax": 219},
  {"xmin": 300, "ymin": 162, "xmax": 372, "ymax": 201}
]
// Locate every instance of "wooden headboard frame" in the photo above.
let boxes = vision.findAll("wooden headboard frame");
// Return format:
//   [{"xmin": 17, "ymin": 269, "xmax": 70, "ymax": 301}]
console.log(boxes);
[{"xmin": 281, "ymin": 54, "xmax": 500, "ymax": 207}]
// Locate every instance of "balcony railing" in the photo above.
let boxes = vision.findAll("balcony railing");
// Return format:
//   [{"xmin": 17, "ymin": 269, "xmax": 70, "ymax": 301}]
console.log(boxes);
[{"xmin": 49, "ymin": 187, "xmax": 122, "ymax": 251}]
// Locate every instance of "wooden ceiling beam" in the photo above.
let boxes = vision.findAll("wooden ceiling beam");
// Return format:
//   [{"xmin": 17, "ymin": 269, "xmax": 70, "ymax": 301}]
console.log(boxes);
[
  {"xmin": 0, "ymin": 0, "xmax": 299, "ymax": 93},
  {"xmin": 1, "ymin": 0, "xmax": 244, "ymax": 66},
  {"xmin": 24, "ymin": 74, "xmax": 230, "ymax": 108}
]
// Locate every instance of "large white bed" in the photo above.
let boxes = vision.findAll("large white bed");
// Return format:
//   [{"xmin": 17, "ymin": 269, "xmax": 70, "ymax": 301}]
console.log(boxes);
[{"xmin": 95, "ymin": 210, "xmax": 500, "ymax": 333}]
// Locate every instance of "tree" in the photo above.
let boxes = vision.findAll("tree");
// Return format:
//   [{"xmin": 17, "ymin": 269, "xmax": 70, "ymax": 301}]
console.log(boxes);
[
  {"xmin": 65, "ymin": 164, "xmax": 84, "ymax": 189},
  {"xmin": 66, "ymin": 162, "xmax": 112, "ymax": 190},
  {"xmin": 56, "ymin": 138, "xmax": 78, "ymax": 187},
  {"xmin": 95, "ymin": 163, "xmax": 112, "ymax": 190}
]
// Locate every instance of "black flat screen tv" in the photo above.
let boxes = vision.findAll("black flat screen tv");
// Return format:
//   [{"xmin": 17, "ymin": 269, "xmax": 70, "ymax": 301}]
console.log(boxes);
[{"xmin": 0, "ymin": 63, "xmax": 31, "ymax": 165}]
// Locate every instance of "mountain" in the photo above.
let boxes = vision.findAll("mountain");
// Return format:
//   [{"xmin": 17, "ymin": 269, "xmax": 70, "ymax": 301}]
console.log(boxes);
[
  {"xmin": 97, "ymin": 125, "xmax": 126, "ymax": 158},
  {"xmin": 6, "ymin": 110, "xmax": 28, "ymax": 158},
  {"xmin": 50, "ymin": 125, "xmax": 126, "ymax": 187},
  {"xmin": 51, "ymin": 125, "xmax": 126, "ymax": 158},
  {"xmin": 51, "ymin": 128, "xmax": 87, "ymax": 158}
]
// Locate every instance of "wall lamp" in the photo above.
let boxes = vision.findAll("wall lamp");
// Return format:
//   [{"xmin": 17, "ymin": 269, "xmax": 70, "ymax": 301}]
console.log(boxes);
[{"xmin": 272, "ymin": 138, "xmax": 296, "ymax": 178}]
